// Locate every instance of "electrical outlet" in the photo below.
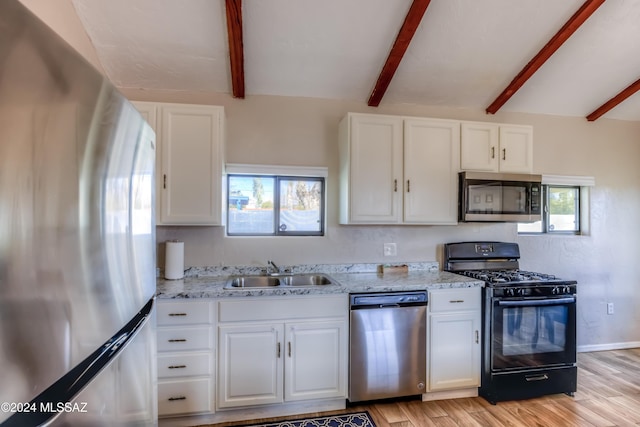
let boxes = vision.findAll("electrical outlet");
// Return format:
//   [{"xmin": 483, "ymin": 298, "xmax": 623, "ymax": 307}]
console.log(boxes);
[
  {"xmin": 383, "ymin": 243, "xmax": 397, "ymax": 257},
  {"xmin": 607, "ymin": 302, "xmax": 614, "ymax": 315}
]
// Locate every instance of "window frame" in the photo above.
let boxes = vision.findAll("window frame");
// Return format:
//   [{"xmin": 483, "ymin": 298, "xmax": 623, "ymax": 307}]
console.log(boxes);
[
  {"xmin": 225, "ymin": 165, "xmax": 327, "ymax": 237},
  {"xmin": 517, "ymin": 175, "xmax": 594, "ymax": 236}
]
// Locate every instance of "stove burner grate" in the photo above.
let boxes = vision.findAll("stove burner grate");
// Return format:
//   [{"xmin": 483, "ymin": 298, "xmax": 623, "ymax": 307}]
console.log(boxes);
[{"xmin": 460, "ymin": 269, "xmax": 558, "ymax": 284}]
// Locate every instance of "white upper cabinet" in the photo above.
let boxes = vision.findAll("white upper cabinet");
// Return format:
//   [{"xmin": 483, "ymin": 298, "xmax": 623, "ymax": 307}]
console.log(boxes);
[
  {"xmin": 133, "ymin": 102, "xmax": 225, "ymax": 225},
  {"xmin": 339, "ymin": 114, "xmax": 403, "ymax": 223},
  {"xmin": 461, "ymin": 122, "xmax": 533, "ymax": 173},
  {"xmin": 404, "ymin": 118, "xmax": 460, "ymax": 224},
  {"xmin": 498, "ymin": 125, "xmax": 534, "ymax": 173},
  {"xmin": 339, "ymin": 113, "xmax": 459, "ymax": 225}
]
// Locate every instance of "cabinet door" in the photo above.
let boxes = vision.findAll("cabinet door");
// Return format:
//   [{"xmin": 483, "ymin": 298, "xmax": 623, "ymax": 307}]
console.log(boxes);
[
  {"xmin": 132, "ymin": 102, "xmax": 163, "ymax": 222},
  {"xmin": 217, "ymin": 324, "xmax": 283, "ymax": 408},
  {"xmin": 498, "ymin": 125, "xmax": 533, "ymax": 173},
  {"xmin": 428, "ymin": 311, "xmax": 481, "ymax": 391},
  {"xmin": 460, "ymin": 122, "xmax": 499, "ymax": 172},
  {"xmin": 404, "ymin": 118, "xmax": 460, "ymax": 224},
  {"xmin": 284, "ymin": 321, "xmax": 347, "ymax": 402},
  {"xmin": 341, "ymin": 114, "xmax": 403, "ymax": 223},
  {"xmin": 160, "ymin": 104, "xmax": 223, "ymax": 225}
]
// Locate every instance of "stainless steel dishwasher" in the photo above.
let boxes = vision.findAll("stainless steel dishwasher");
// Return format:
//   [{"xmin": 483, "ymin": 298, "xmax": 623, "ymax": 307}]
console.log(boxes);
[{"xmin": 349, "ymin": 291, "xmax": 427, "ymax": 402}]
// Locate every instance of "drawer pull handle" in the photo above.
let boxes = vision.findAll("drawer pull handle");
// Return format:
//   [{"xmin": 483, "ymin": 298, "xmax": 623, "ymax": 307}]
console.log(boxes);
[
  {"xmin": 168, "ymin": 339, "xmax": 187, "ymax": 343},
  {"xmin": 525, "ymin": 374, "xmax": 549, "ymax": 382},
  {"xmin": 168, "ymin": 365, "xmax": 187, "ymax": 369},
  {"xmin": 449, "ymin": 300, "xmax": 465, "ymax": 303},
  {"xmin": 168, "ymin": 313, "xmax": 187, "ymax": 317},
  {"xmin": 168, "ymin": 396, "xmax": 186, "ymax": 401}
]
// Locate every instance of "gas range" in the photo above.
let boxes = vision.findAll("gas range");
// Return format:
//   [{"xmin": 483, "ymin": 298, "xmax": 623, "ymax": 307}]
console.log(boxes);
[
  {"xmin": 444, "ymin": 242, "xmax": 577, "ymax": 297},
  {"xmin": 444, "ymin": 241, "xmax": 578, "ymax": 404}
]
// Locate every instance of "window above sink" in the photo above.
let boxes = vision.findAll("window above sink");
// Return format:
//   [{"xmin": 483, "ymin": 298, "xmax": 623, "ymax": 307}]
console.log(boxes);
[{"xmin": 225, "ymin": 164, "xmax": 327, "ymax": 237}]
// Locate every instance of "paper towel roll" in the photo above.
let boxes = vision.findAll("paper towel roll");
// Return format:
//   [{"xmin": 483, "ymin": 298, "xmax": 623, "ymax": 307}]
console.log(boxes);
[{"xmin": 165, "ymin": 241, "xmax": 184, "ymax": 280}]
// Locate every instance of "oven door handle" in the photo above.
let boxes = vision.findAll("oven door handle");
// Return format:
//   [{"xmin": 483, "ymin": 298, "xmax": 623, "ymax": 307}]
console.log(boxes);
[{"xmin": 497, "ymin": 296, "xmax": 575, "ymax": 307}]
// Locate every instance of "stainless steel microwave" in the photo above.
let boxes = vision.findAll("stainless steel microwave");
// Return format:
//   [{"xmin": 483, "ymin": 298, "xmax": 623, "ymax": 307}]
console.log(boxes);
[{"xmin": 459, "ymin": 172, "xmax": 542, "ymax": 222}]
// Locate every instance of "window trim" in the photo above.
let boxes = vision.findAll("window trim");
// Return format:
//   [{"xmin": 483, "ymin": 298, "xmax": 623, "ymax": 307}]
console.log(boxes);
[{"xmin": 225, "ymin": 164, "xmax": 328, "ymax": 237}]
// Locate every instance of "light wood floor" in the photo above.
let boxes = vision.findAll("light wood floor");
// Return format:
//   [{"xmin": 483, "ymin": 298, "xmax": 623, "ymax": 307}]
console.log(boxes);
[{"xmin": 211, "ymin": 348, "xmax": 640, "ymax": 427}]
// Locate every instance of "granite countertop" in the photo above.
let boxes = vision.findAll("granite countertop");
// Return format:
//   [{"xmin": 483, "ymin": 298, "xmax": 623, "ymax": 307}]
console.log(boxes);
[{"xmin": 156, "ymin": 262, "xmax": 483, "ymax": 299}]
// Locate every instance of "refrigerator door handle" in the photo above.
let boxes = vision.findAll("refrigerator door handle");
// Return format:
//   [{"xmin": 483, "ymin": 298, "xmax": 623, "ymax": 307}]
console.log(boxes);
[{"xmin": 2, "ymin": 298, "xmax": 155, "ymax": 427}]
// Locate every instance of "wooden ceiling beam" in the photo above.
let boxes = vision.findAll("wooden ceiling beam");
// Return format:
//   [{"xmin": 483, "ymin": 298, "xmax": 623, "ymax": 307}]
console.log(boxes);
[
  {"xmin": 486, "ymin": 0, "xmax": 605, "ymax": 115},
  {"xmin": 586, "ymin": 78, "xmax": 640, "ymax": 121},
  {"xmin": 368, "ymin": 0, "xmax": 432, "ymax": 107},
  {"xmin": 225, "ymin": 0, "xmax": 245, "ymax": 98}
]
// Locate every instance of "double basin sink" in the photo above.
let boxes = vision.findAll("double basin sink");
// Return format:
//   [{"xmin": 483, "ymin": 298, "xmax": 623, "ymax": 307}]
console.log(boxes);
[{"xmin": 224, "ymin": 273, "xmax": 334, "ymax": 290}]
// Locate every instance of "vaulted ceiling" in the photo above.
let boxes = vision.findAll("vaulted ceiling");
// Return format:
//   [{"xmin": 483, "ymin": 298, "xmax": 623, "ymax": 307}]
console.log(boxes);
[{"xmin": 70, "ymin": 0, "xmax": 640, "ymax": 121}]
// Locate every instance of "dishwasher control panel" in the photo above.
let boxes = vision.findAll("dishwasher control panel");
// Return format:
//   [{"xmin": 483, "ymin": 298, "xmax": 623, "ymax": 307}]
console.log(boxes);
[{"xmin": 350, "ymin": 291, "xmax": 428, "ymax": 308}]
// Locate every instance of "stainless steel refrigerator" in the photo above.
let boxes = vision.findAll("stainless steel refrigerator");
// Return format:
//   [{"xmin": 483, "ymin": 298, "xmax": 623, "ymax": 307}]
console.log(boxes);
[{"xmin": 0, "ymin": 1, "xmax": 157, "ymax": 425}]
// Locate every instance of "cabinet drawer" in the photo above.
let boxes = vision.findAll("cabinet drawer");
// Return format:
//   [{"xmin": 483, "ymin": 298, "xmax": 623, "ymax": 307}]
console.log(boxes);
[
  {"xmin": 157, "ymin": 327, "xmax": 212, "ymax": 352},
  {"xmin": 158, "ymin": 378, "xmax": 212, "ymax": 416},
  {"xmin": 158, "ymin": 353, "xmax": 211, "ymax": 379},
  {"xmin": 429, "ymin": 288, "xmax": 481, "ymax": 313},
  {"xmin": 157, "ymin": 301, "xmax": 212, "ymax": 326}
]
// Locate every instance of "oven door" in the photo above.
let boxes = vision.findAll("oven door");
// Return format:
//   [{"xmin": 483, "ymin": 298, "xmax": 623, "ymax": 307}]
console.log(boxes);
[{"xmin": 491, "ymin": 295, "xmax": 576, "ymax": 371}]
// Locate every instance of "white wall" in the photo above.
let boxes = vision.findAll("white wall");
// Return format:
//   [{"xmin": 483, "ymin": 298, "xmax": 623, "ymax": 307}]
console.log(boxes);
[
  {"xmin": 29, "ymin": 1, "xmax": 640, "ymax": 350},
  {"xmin": 122, "ymin": 89, "xmax": 640, "ymax": 351},
  {"xmin": 18, "ymin": 0, "xmax": 104, "ymax": 73}
]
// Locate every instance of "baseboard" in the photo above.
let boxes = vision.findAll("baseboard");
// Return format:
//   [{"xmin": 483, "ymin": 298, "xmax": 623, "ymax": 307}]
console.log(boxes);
[
  {"xmin": 158, "ymin": 398, "xmax": 346, "ymax": 427},
  {"xmin": 577, "ymin": 341, "xmax": 640, "ymax": 353},
  {"xmin": 421, "ymin": 387, "xmax": 478, "ymax": 402}
]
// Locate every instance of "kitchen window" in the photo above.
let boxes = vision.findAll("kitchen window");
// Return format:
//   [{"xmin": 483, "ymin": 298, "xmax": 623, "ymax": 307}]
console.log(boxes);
[
  {"xmin": 518, "ymin": 175, "xmax": 594, "ymax": 235},
  {"xmin": 225, "ymin": 164, "xmax": 326, "ymax": 236}
]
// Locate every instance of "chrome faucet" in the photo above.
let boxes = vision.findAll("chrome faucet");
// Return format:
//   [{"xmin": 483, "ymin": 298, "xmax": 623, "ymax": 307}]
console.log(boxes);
[{"xmin": 267, "ymin": 260, "xmax": 280, "ymax": 275}]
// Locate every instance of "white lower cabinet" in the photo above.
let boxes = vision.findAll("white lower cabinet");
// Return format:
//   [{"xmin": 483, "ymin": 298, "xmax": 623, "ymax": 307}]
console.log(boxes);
[
  {"xmin": 285, "ymin": 321, "xmax": 345, "ymax": 401},
  {"xmin": 426, "ymin": 287, "xmax": 481, "ymax": 399},
  {"xmin": 156, "ymin": 300, "xmax": 215, "ymax": 417},
  {"xmin": 218, "ymin": 323, "xmax": 283, "ymax": 407},
  {"xmin": 217, "ymin": 295, "xmax": 348, "ymax": 409}
]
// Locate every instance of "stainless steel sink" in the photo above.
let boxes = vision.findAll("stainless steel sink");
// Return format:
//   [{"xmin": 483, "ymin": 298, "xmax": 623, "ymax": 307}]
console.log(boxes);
[
  {"xmin": 278, "ymin": 274, "xmax": 332, "ymax": 286},
  {"xmin": 225, "ymin": 276, "xmax": 281, "ymax": 288},
  {"xmin": 224, "ymin": 273, "xmax": 333, "ymax": 289}
]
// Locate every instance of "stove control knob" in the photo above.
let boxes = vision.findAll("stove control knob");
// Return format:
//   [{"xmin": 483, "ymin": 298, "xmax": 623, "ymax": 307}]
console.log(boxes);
[
  {"xmin": 507, "ymin": 288, "xmax": 515, "ymax": 297},
  {"xmin": 552, "ymin": 286, "xmax": 559, "ymax": 295},
  {"xmin": 563, "ymin": 286, "xmax": 572, "ymax": 294},
  {"xmin": 516, "ymin": 288, "xmax": 524, "ymax": 296}
]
